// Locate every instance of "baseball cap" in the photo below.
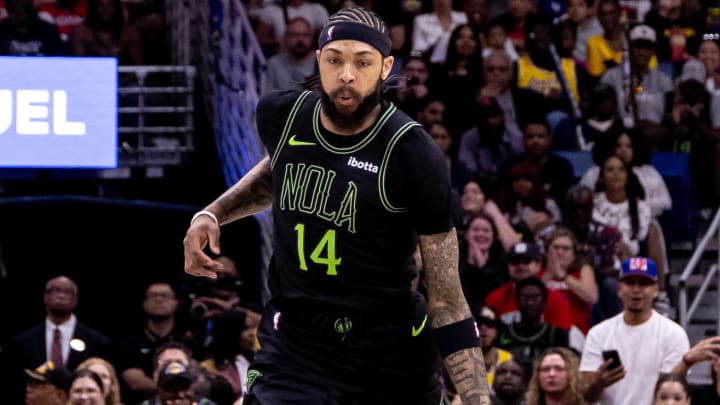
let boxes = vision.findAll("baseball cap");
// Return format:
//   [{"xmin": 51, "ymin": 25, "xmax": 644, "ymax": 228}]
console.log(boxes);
[
  {"xmin": 629, "ymin": 24, "xmax": 656, "ymax": 44},
  {"xmin": 620, "ymin": 257, "xmax": 658, "ymax": 282},
  {"xmin": 157, "ymin": 360, "xmax": 193, "ymax": 388},
  {"xmin": 678, "ymin": 58, "xmax": 706, "ymax": 84},
  {"xmin": 507, "ymin": 242, "xmax": 541, "ymax": 263},
  {"xmin": 25, "ymin": 361, "xmax": 71, "ymax": 392}
]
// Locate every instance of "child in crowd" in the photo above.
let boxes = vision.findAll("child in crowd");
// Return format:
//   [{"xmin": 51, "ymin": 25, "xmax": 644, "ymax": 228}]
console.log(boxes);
[
  {"xmin": 483, "ymin": 17, "xmax": 519, "ymax": 61},
  {"xmin": 566, "ymin": 0, "xmax": 602, "ymax": 64}
]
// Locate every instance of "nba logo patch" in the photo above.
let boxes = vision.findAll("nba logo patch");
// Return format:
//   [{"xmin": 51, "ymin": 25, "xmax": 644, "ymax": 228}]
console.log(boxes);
[
  {"xmin": 327, "ymin": 26, "xmax": 335, "ymax": 40},
  {"xmin": 630, "ymin": 258, "xmax": 647, "ymax": 272}
]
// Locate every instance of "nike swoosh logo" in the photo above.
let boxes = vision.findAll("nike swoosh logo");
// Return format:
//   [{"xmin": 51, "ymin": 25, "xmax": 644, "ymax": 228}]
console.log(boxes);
[
  {"xmin": 288, "ymin": 135, "xmax": 316, "ymax": 146},
  {"xmin": 412, "ymin": 314, "xmax": 428, "ymax": 337}
]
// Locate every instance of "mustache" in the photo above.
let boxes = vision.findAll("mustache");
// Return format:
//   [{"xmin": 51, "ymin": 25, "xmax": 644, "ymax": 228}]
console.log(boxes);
[{"xmin": 329, "ymin": 86, "xmax": 361, "ymax": 99}]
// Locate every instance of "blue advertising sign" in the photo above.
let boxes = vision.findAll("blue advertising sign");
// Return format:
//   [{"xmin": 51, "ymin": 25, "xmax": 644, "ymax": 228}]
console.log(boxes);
[{"xmin": 0, "ymin": 57, "xmax": 117, "ymax": 168}]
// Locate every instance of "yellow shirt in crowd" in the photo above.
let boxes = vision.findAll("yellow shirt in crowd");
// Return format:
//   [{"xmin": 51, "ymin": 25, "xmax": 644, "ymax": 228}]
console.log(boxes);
[
  {"xmin": 517, "ymin": 55, "xmax": 580, "ymax": 101},
  {"xmin": 586, "ymin": 34, "xmax": 658, "ymax": 77}
]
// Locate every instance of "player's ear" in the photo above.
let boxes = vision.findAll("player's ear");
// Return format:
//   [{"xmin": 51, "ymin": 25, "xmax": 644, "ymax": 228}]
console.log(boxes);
[
  {"xmin": 381, "ymin": 55, "xmax": 394, "ymax": 81},
  {"xmin": 316, "ymin": 49, "xmax": 322, "ymax": 64}
]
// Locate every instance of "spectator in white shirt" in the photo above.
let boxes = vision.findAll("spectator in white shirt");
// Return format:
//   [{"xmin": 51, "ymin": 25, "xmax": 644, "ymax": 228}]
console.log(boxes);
[
  {"xmin": 579, "ymin": 257, "xmax": 689, "ymax": 405},
  {"xmin": 411, "ymin": 0, "xmax": 467, "ymax": 64},
  {"xmin": 580, "ymin": 126, "xmax": 672, "ymax": 217}
]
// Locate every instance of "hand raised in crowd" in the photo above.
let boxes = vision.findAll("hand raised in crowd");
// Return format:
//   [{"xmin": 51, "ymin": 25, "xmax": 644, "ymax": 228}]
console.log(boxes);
[
  {"xmin": 545, "ymin": 246, "xmax": 568, "ymax": 281},
  {"xmin": 682, "ymin": 336, "xmax": 720, "ymax": 365},
  {"xmin": 467, "ymin": 238, "xmax": 490, "ymax": 268},
  {"xmin": 482, "ymin": 199, "xmax": 501, "ymax": 218},
  {"xmin": 183, "ymin": 215, "xmax": 224, "ymax": 279}
]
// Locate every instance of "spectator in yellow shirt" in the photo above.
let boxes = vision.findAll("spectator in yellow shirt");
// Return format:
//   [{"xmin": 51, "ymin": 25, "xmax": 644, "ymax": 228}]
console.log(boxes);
[{"xmin": 586, "ymin": 0, "xmax": 656, "ymax": 78}]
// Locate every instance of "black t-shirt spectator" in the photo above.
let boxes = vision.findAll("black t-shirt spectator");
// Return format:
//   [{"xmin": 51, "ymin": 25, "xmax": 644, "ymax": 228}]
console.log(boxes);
[
  {"xmin": 498, "ymin": 154, "xmax": 575, "ymax": 211},
  {"xmin": 0, "ymin": 16, "xmax": 66, "ymax": 55}
]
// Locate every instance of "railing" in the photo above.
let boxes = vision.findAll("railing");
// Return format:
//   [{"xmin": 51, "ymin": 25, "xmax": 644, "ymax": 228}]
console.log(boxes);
[
  {"xmin": 678, "ymin": 209, "xmax": 720, "ymax": 332},
  {"xmin": 165, "ymin": 0, "xmax": 191, "ymax": 66},
  {"xmin": 167, "ymin": 0, "xmax": 272, "ymax": 300},
  {"xmin": 117, "ymin": 65, "xmax": 196, "ymax": 168},
  {"xmin": 209, "ymin": 0, "xmax": 272, "ymax": 303}
]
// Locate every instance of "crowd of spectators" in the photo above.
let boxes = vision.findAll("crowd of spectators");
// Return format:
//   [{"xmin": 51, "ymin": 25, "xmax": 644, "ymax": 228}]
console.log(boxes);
[
  {"xmin": 6, "ymin": 264, "xmax": 720, "ymax": 404},
  {"xmin": 6, "ymin": 0, "xmax": 720, "ymax": 404},
  {"xmin": 245, "ymin": 0, "xmax": 720, "ymax": 403},
  {"xmin": 0, "ymin": 0, "xmax": 167, "ymax": 64},
  {"xmin": 3, "ymin": 261, "xmax": 262, "ymax": 405}
]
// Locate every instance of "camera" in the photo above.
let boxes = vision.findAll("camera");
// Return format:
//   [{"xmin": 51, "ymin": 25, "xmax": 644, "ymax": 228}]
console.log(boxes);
[
  {"xmin": 184, "ymin": 276, "xmax": 244, "ymax": 319},
  {"xmin": 406, "ymin": 76, "xmax": 420, "ymax": 86},
  {"xmin": 190, "ymin": 300, "xmax": 210, "ymax": 319}
]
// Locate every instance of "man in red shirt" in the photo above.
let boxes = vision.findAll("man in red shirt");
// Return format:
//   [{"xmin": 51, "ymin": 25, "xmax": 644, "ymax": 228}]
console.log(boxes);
[{"xmin": 485, "ymin": 242, "xmax": 572, "ymax": 329}]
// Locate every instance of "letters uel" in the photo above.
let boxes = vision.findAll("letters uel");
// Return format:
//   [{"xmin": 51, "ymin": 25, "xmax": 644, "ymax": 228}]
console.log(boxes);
[{"xmin": 0, "ymin": 90, "xmax": 86, "ymax": 136}]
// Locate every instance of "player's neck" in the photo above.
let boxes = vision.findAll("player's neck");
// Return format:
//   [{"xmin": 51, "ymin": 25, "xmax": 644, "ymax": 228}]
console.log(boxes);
[{"xmin": 320, "ymin": 104, "xmax": 382, "ymax": 136}]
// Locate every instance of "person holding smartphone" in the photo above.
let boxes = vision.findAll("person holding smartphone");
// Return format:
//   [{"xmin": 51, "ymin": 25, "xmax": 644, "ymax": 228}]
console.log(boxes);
[{"xmin": 578, "ymin": 257, "xmax": 689, "ymax": 405}]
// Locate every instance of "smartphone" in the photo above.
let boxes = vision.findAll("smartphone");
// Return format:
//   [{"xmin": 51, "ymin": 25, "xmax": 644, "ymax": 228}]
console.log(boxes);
[{"xmin": 602, "ymin": 350, "xmax": 622, "ymax": 370}]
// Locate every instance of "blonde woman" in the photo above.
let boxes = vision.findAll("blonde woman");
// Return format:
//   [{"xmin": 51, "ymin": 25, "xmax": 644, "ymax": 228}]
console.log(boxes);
[
  {"xmin": 68, "ymin": 369, "xmax": 106, "ymax": 405},
  {"xmin": 525, "ymin": 347, "xmax": 586, "ymax": 405},
  {"xmin": 77, "ymin": 357, "xmax": 123, "ymax": 405}
]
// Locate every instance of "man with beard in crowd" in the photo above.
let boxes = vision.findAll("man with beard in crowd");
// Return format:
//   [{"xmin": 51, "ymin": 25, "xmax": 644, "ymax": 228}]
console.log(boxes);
[
  {"xmin": 263, "ymin": 16, "xmax": 317, "ymax": 94},
  {"xmin": 182, "ymin": 6, "xmax": 490, "ymax": 405}
]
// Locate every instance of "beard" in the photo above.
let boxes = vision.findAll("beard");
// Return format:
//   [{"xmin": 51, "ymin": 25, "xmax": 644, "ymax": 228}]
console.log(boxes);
[{"xmin": 319, "ymin": 78, "xmax": 383, "ymax": 133}]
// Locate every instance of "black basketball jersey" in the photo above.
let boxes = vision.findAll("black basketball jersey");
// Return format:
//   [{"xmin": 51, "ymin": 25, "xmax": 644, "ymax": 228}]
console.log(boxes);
[{"xmin": 256, "ymin": 90, "xmax": 453, "ymax": 319}]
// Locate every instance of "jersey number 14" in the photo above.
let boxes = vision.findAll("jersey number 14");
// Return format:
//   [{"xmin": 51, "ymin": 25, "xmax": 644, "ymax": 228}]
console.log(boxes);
[{"xmin": 294, "ymin": 223, "xmax": 342, "ymax": 275}]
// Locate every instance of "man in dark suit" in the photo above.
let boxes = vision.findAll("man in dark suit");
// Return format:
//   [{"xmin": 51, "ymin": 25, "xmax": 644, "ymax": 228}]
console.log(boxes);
[{"xmin": 8, "ymin": 275, "xmax": 112, "ymax": 403}]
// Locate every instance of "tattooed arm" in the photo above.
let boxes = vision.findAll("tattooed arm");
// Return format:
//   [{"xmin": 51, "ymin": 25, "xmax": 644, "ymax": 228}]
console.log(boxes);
[
  {"xmin": 183, "ymin": 156, "xmax": 272, "ymax": 278},
  {"xmin": 205, "ymin": 156, "xmax": 273, "ymax": 224},
  {"xmin": 419, "ymin": 229, "xmax": 491, "ymax": 405}
]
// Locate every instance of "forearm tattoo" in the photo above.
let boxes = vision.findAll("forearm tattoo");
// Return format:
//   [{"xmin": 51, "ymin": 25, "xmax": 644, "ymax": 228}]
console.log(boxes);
[
  {"xmin": 419, "ymin": 229, "xmax": 467, "ymax": 325},
  {"xmin": 210, "ymin": 156, "xmax": 274, "ymax": 224},
  {"xmin": 419, "ymin": 229, "xmax": 491, "ymax": 404},
  {"xmin": 445, "ymin": 347, "xmax": 491, "ymax": 405}
]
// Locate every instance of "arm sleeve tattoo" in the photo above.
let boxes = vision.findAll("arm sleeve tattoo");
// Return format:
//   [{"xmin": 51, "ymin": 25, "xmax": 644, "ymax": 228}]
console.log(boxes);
[
  {"xmin": 419, "ymin": 229, "xmax": 491, "ymax": 405},
  {"xmin": 206, "ymin": 156, "xmax": 274, "ymax": 224}
]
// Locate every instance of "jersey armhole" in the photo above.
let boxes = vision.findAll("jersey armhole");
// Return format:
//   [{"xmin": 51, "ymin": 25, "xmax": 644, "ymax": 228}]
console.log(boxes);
[
  {"xmin": 269, "ymin": 90, "xmax": 313, "ymax": 169},
  {"xmin": 378, "ymin": 121, "xmax": 422, "ymax": 213}
]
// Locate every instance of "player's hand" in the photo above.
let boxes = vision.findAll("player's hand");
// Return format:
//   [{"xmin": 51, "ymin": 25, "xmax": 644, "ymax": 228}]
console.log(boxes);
[{"xmin": 183, "ymin": 215, "xmax": 224, "ymax": 278}]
